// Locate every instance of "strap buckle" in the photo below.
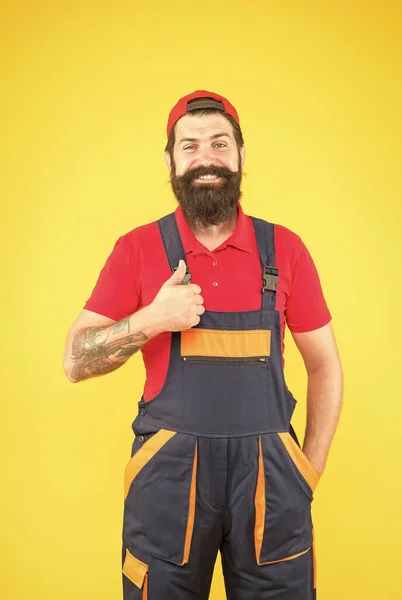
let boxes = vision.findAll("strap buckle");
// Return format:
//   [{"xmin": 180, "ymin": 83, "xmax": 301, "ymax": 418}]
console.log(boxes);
[
  {"xmin": 173, "ymin": 266, "xmax": 192, "ymax": 285},
  {"xmin": 262, "ymin": 266, "xmax": 278, "ymax": 293}
]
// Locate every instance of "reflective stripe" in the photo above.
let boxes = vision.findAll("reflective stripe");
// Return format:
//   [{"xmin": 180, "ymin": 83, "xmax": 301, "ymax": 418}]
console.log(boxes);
[
  {"xmin": 254, "ymin": 436, "xmax": 265, "ymax": 565},
  {"xmin": 277, "ymin": 432, "xmax": 320, "ymax": 493},
  {"xmin": 182, "ymin": 440, "xmax": 198, "ymax": 565},
  {"xmin": 124, "ymin": 429, "xmax": 177, "ymax": 500},
  {"xmin": 181, "ymin": 329, "xmax": 271, "ymax": 358},
  {"xmin": 122, "ymin": 549, "xmax": 148, "ymax": 589}
]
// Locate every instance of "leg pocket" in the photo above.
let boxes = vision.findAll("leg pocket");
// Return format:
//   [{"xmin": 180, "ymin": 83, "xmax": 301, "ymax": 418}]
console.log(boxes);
[
  {"xmin": 254, "ymin": 433, "xmax": 316, "ymax": 565},
  {"xmin": 123, "ymin": 431, "xmax": 198, "ymax": 566},
  {"xmin": 277, "ymin": 431, "xmax": 320, "ymax": 494},
  {"xmin": 122, "ymin": 549, "xmax": 148, "ymax": 599}
]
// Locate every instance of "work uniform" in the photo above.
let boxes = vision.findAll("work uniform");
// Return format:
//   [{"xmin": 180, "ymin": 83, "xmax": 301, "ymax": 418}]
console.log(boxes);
[{"xmin": 120, "ymin": 213, "xmax": 320, "ymax": 599}]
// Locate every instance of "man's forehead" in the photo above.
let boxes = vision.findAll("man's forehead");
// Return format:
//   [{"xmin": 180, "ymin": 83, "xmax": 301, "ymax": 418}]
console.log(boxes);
[{"xmin": 175, "ymin": 113, "xmax": 234, "ymax": 141}]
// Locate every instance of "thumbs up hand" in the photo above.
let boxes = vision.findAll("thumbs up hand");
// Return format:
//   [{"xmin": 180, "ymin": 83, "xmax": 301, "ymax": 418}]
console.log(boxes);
[
  {"xmin": 150, "ymin": 260, "xmax": 205, "ymax": 332},
  {"xmin": 161, "ymin": 259, "xmax": 188, "ymax": 287}
]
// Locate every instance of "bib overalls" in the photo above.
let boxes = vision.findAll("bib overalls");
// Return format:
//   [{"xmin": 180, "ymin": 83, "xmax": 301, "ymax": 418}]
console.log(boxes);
[{"xmin": 121, "ymin": 214, "xmax": 319, "ymax": 599}]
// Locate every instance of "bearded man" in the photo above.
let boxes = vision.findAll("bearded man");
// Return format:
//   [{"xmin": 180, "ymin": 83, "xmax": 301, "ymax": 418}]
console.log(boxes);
[{"xmin": 63, "ymin": 90, "xmax": 343, "ymax": 600}]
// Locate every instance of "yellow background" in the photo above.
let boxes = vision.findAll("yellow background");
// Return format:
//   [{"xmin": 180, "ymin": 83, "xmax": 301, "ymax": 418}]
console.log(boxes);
[{"xmin": 1, "ymin": 1, "xmax": 401, "ymax": 598}]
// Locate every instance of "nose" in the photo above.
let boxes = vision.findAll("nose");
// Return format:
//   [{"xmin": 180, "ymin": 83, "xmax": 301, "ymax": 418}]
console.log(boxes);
[{"xmin": 197, "ymin": 148, "xmax": 215, "ymax": 167}]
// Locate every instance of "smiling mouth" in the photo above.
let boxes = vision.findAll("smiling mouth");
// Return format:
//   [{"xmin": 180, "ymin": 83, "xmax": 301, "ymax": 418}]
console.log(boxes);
[{"xmin": 193, "ymin": 174, "xmax": 223, "ymax": 183}]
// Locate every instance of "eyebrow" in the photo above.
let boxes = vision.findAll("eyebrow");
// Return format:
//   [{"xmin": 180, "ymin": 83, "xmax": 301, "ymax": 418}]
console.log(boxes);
[{"xmin": 178, "ymin": 132, "xmax": 232, "ymax": 144}]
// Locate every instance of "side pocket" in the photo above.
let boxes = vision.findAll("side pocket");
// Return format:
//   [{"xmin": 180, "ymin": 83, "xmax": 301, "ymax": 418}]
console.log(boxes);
[
  {"xmin": 123, "ymin": 432, "xmax": 198, "ymax": 566},
  {"xmin": 254, "ymin": 434, "xmax": 314, "ymax": 565},
  {"xmin": 277, "ymin": 432, "xmax": 320, "ymax": 494},
  {"xmin": 122, "ymin": 549, "xmax": 148, "ymax": 599},
  {"xmin": 124, "ymin": 429, "xmax": 177, "ymax": 500}
]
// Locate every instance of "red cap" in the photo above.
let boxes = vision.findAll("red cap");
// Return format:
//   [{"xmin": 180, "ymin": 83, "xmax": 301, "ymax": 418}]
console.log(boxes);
[{"xmin": 166, "ymin": 90, "xmax": 240, "ymax": 138}]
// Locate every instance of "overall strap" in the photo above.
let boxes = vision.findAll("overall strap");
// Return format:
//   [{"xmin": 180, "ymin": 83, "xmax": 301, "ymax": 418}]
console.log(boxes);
[
  {"xmin": 250, "ymin": 217, "xmax": 278, "ymax": 311},
  {"xmin": 157, "ymin": 213, "xmax": 192, "ymax": 283}
]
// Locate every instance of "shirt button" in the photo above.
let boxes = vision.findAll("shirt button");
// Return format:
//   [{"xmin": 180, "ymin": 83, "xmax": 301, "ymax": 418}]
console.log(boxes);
[
  {"xmin": 212, "ymin": 281, "xmax": 219, "ymax": 287},
  {"xmin": 138, "ymin": 435, "xmax": 145, "ymax": 443},
  {"xmin": 213, "ymin": 261, "xmax": 218, "ymax": 266}
]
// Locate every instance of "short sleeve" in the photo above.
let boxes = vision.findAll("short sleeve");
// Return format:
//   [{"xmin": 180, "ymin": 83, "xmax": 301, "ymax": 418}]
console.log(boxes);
[
  {"xmin": 285, "ymin": 240, "xmax": 332, "ymax": 333},
  {"xmin": 83, "ymin": 236, "xmax": 140, "ymax": 321}
]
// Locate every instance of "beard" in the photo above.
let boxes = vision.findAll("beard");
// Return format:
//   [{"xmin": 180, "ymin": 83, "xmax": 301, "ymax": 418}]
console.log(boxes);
[{"xmin": 170, "ymin": 161, "xmax": 243, "ymax": 228}]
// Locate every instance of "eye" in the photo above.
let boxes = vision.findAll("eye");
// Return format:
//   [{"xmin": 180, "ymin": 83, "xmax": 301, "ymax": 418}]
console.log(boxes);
[
  {"xmin": 183, "ymin": 145, "xmax": 196, "ymax": 151},
  {"xmin": 214, "ymin": 142, "xmax": 227, "ymax": 148}
]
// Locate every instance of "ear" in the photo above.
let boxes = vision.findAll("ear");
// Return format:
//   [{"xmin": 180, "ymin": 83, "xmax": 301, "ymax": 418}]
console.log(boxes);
[
  {"xmin": 165, "ymin": 151, "xmax": 172, "ymax": 173},
  {"xmin": 240, "ymin": 144, "xmax": 246, "ymax": 168}
]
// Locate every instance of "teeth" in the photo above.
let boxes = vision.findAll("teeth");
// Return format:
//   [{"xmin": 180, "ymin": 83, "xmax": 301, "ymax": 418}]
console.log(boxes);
[{"xmin": 199, "ymin": 175, "xmax": 218, "ymax": 179}]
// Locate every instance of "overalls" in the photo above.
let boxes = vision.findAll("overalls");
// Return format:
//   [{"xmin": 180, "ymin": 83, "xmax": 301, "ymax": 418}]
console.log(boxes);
[{"xmin": 121, "ymin": 214, "xmax": 319, "ymax": 599}]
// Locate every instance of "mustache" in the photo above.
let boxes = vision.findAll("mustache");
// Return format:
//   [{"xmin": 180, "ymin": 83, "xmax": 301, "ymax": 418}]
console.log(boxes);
[{"xmin": 177, "ymin": 165, "xmax": 239, "ymax": 185}]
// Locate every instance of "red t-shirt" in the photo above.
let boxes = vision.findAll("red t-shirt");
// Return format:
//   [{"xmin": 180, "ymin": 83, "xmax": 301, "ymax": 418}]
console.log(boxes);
[{"xmin": 84, "ymin": 204, "xmax": 331, "ymax": 401}]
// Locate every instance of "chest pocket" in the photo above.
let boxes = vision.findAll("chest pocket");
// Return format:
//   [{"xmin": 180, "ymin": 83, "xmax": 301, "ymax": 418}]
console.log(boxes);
[{"xmin": 180, "ymin": 328, "xmax": 273, "ymax": 435}]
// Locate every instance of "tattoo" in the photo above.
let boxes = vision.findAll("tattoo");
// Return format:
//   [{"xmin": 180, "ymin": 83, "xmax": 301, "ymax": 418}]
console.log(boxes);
[
  {"xmin": 69, "ymin": 317, "xmax": 147, "ymax": 382},
  {"xmin": 113, "ymin": 318, "xmax": 130, "ymax": 335}
]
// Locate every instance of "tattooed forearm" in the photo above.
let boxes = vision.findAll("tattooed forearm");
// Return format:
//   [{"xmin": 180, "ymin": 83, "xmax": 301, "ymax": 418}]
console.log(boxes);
[
  {"xmin": 113, "ymin": 318, "xmax": 131, "ymax": 335},
  {"xmin": 69, "ymin": 317, "xmax": 148, "ymax": 382}
]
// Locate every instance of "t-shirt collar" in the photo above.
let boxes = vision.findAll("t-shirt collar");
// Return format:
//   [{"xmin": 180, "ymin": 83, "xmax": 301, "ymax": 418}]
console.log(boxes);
[{"xmin": 174, "ymin": 203, "xmax": 252, "ymax": 256}]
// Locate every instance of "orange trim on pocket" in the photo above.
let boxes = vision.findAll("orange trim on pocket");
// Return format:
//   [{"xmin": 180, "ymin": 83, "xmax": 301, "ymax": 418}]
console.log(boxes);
[
  {"xmin": 143, "ymin": 573, "xmax": 149, "ymax": 600},
  {"xmin": 124, "ymin": 429, "xmax": 177, "ymax": 500},
  {"xmin": 181, "ymin": 329, "xmax": 271, "ymax": 358},
  {"xmin": 277, "ymin": 432, "xmax": 320, "ymax": 493},
  {"xmin": 182, "ymin": 440, "xmax": 198, "ymax": 565},
  {"xmin": 254, "ymin": 436, "xmax": 265, "ymax": 565},
  {"xmin": 122, "ymin": 549, "xmax": 148, "ymax": 589},
  {"xmin": 259, "ymin": 546, "xmax": 311, "ymax": 565}
]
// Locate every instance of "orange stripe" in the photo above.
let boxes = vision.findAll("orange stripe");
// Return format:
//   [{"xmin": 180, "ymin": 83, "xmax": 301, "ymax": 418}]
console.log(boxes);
[
  {"xmin": 259, "ymin": 546, "xmax": 311, "ymax": 565},
  {"xmin": 277, "ymin": 432, "xmax": 320, "ymax": 493},
  {"xmin": 124, "ymin": 429, "xmax": 177, "ymax": 500},
  {"xmin": 143, "ymin": 573, "xmax": 149, "ymax": 600},
  {"xmin": 254, "ymin": 435, "xmax": 265, "ymax": 565},
  {"xmin": 182, "ymin": 440, "xmax": 198, "ymax": 565},
  {"xmin": 181, "ymin": 329, "xmax": 271, "ymax": 358},
  {"xmin": 122, "ymin": 549, "xmax": 148, "ymax": 589}
]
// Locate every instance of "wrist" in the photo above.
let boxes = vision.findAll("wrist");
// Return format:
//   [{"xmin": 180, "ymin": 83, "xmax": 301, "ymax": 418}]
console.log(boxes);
[
  {"xmin": 302, "ymin": 445, "xmax": 325, "ymax": 477},
  {"xmin": 138, "ymin": 304, "xmax": 168, "ymax": 338}
]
